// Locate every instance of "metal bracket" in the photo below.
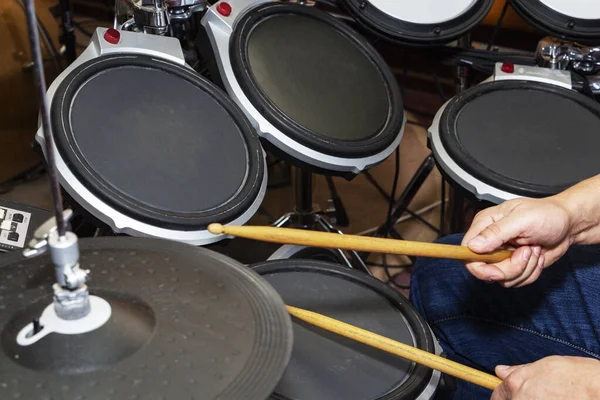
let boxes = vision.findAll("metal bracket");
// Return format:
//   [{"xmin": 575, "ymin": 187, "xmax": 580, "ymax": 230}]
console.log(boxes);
[
  {"xmin": 538, "ymin": 37, "xmax": 600, "ymax": 74},
  {"xmin": 23, "ymin": 209, "xmax": 74, "ymax": 258}
]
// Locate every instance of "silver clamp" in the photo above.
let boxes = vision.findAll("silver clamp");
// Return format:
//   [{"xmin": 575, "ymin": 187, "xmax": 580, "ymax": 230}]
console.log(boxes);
[
  {"xmin": 47, "ymin": 228, "xmax": 90, "ymax": 320},
  {"xmin": 23, "ymin": 209, "xmax": 74, "ymax": 258},
  {"xmin": 165, "ymin": 0, "xmax": 205, "ymax": 8},
  {"xmin": 131, "ymin": 0, "xmax": 170, "ymax": 35},
  {"xmin": 537, "ymin": 37, "xmax": 600, "ymax": 74},
  {"xmin": 22, "ymin": 210, "xmax": 91, "ymax": 320},
  {"xmin": 48, "ymin": 230, "xmax": 88, "ymax": 289}
]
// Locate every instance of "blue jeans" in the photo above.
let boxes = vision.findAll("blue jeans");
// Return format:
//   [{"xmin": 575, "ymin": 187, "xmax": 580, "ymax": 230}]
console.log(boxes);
[{"xmin": 410, "ymin": 234, "xmax": 600, "ymax": 399}]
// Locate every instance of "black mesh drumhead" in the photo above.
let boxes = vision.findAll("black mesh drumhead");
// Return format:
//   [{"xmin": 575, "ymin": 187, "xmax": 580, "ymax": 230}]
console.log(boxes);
[
  {"xmin": 340, "ymin": 0, "xmax": 494, "ymax": 45},
  {"xmin": 230, "ymin": 3, "xmax": 403, "ymax": 158},
  {"xmin": 440, "ymin": 81, "xmax": 600, "ymax": 198},
  {"xmin": 510, "ymin": 0, "xmax": 600, "ymax": 42},
  {"xmin": 51, "ymin": 54, "xmax": 264, "ymax": 230},
  {"xmin": 251, "ymin": 260, "xmax": 436, "ymax": 400}
]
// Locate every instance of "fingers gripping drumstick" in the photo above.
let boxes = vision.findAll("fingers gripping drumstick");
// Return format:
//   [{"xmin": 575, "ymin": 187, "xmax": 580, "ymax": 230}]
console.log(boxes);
[
  {"xmin": 208, "ymin": 224, "xmax": 512, "ymax": 263},
  {"xmin": 286, "ymin": 305, "xmax": 503, "ymax": 391}
]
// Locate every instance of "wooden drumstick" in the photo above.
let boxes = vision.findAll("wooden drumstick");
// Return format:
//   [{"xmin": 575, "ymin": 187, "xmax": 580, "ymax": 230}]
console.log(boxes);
[
  {"xmin": 208, "ymin": 224, "xmax": 512, "ymax": 263},
  {"xmin": 286, "ymin": 305, "xmax": 503, "ymax": 391}
]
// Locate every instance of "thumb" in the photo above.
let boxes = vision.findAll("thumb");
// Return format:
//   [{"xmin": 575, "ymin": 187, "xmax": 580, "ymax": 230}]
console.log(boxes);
[
  {"xmin": 495, "ymin": 364, "xmax": 521, "ymax": 379},
  {"xmin": 468, "ymin": 217, "xmax": 522, "ymax": 253}
]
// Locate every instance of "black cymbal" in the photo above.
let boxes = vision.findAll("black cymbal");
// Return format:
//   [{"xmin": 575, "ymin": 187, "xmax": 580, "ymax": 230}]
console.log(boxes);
[{"xmin": 0, "ymin": 237, "xmax": 293, "ymax": 400}]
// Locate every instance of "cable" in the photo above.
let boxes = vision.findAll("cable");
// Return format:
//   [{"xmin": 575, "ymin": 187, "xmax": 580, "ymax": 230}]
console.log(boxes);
[
  {"xmin": 356, "ymin": 199, "xmax": 447, "ymax": 237},
  {"xmin": 368, "ymin": 148, "xmax": 403, "ymax": 285},
  {"xmin": 440, "ymin": 48, "xmax": 537, "ymax": 76},
  {"xmin": 363, "ymin": 165, "xmax": 439, "ymax": 233},
  {"xmin": 407, "ymin": 120, "xmax": 428, "ymax": 129},
  {"xmin": 383, "ymin": 148, "xmax": 401, "ymax": 238},
  {"xmin": 386, "ymin": 267, "xmax": 411, "ymax": 290},
  {"xmin": 368, "ymin": 255, "xmax": 412, "ymax": 290},
  {"xmin": 313, "ymin": 0, "xmax": 338, "ymax": 8},
  {"xmin": 433, "ymin": 68, "xmax": 446, "ymax": 103},
  {"xmin": 571, "ymin": 71, "xmax": 596, "ymax": 99},
  {"xmin": 268, "ymin": 159, "xmax": 282, "ymax": 168},
  {"xmin": 0, "ymin": 163, "xmax": 46, "ymax": 194},
  {"xmin": 383, "ymin": 256, "xmax": 411, "ymax": 289},
  {"xmin": 325, "ymin": 175, "xmax": 349, "ymax": 227},
  {"xmin": 406, "ymin": 208, "xmax": 440, "ymax": 233},
  {"xmin": 486, "ymin": 0, "xmax": 510, "ymax": 51}
]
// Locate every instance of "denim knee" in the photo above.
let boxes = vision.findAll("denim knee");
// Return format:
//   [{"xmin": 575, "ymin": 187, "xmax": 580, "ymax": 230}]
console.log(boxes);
[{"xmin": 410, "ymin": 234, "xmax": 472, "ymax": 322}]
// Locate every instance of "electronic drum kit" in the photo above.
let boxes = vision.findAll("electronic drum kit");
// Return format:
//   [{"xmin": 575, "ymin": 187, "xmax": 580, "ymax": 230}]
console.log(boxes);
[{"xmin": 4, "ymin": 0, "xmax": 600, "ymax": 399}]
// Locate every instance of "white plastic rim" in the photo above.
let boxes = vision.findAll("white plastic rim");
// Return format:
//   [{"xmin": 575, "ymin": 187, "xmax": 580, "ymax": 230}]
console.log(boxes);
[
  {"xmin": 17, "ymin": 296, "xmax": 112, "ymax": 346},
  {"xmin": 368, "ymin": 0, "xmax": 478, "ymax": 24},
  {"xmin": 539, "ymin": 0, "xmax": 600, "ymax": 20}
]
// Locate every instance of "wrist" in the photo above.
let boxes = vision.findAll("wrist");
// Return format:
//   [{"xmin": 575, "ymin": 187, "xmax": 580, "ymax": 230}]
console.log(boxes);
[{"xmin": 552, "ymin": 191, "xmax": 599, "ymax": 246}]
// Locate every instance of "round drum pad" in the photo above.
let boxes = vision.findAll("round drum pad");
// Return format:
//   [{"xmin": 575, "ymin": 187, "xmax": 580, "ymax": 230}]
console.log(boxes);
[
  {"xmin": 439, "ymin": 80, "xmax": 600, "ymax": 198},
  {"xmin": 230, "ymin": 3, "xmax": 403, "ymax": 159},
  {"xmin": 340, "ymin": 0, "xmax": 494, "ymax": 46},
  {"xmin": 510, "ymin": 0, "xmax": 600, "ymax": 42},
  {"xmin": 51, "ymin": 54, "xmax": 264, "ymax": 231},
  {"xmin": 252, "ymin": 260, "xmax": 437, "ymax": 400}
]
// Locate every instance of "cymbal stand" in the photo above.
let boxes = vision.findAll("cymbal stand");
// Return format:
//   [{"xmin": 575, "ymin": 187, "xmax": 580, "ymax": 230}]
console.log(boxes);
[
  {"xmin": 14, "ymin": 0, "xmax": 109, "ymax": 346},
  {"xmin": 272, "ymin": 168, "xmax": 371, "ymax": 275}
]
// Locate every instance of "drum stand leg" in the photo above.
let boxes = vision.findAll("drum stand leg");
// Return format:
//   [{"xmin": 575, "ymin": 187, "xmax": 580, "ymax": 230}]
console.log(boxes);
[{"xmin": 272, "ymin": 168, "xmax": 371, "ymax": 275}]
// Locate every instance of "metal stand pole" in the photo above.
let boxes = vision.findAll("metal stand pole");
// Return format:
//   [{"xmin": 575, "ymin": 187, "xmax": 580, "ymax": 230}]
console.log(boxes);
[
  {"xmin": 294, "ymin": 168, "xmax": 314, "ymax": 228},
  {"xmin": 59, "ymin": 0, "xmax": 76, "ymax": 65},
  {"xmin": 445, "ymin": 33, "xmax": 472, "ymax": 234},
  {"xmin": 273, "ymin": 167, "xmax": 370, "ymax": 275}
]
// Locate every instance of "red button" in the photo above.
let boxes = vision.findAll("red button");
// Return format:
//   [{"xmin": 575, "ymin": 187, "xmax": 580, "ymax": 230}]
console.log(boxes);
[
  {"xmin": 217, "ymin": 2, "xmax": 232, "ymax": 16},
  {"xmin": 501, "ymin": 62, "xmax": 514, "ymax": 73},
  {"xmin": 104, "ymin": 28, "xmax": 120, "ymax": 45}
]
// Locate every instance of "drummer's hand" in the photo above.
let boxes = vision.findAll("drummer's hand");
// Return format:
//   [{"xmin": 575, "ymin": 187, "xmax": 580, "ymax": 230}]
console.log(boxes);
[
  {"xmin": 461, "ymin": 197, "xmax": 572, "ymax": 287},
  {"xmin": 491, "ymin": 356, "xmax": 600, "ymax": 400}
]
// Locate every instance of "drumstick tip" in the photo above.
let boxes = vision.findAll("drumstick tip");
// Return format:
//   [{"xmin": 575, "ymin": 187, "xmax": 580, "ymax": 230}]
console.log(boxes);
[{"xmin": 208, "ymin": 223, "xmax": 224, "ymax": 234}]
